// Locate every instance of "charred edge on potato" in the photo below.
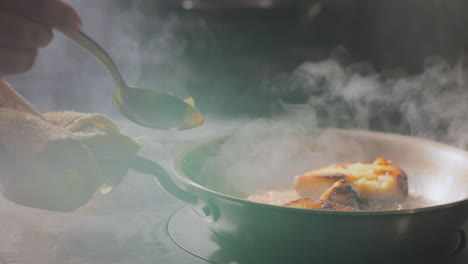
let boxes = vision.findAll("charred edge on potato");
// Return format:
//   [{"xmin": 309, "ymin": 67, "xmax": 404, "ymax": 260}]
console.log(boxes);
[
  {"xmin": 284, "ymin": 198, "xmax": 359, "ymax": 211},
  {"xmin": 294, "ymin": 158, "xmax": 408, "ymax": 204},
  {"xmin": 319, "ymin": 179, "xmax": 365, "ymax": 209}
]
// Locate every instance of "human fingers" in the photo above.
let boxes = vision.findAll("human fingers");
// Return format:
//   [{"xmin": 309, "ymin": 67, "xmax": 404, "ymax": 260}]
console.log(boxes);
[
  {"xmin": 0, "ymin": 0, "xmax": 81, "ymax": 33},
  {"xmin": 0, "ymin": 47, "xmax": 37, "ymax": 75},
  {"xmin": 0, "ymin": 12, "xmax": 53, "ymax": 49}
]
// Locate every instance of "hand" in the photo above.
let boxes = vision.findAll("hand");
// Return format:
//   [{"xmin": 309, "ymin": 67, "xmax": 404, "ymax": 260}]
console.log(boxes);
[{"xmin": 0, "ymin": 0, "xmax": 81, "ymax": 76}]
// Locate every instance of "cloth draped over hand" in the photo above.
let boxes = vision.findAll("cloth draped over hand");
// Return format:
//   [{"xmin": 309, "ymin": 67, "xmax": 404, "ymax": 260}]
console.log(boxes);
[{"xmin": 0, "ymin": 80, "xmax": 140, "ymax": 212}]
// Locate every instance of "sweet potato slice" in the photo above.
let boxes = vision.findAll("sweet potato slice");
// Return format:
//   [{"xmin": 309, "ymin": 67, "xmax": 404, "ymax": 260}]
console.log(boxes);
[
  {"xmin": 284, "ymin": 198, "xmax": 358, "ymax": 211},
  {"xmin": 294, "ymin": 157, "xmax": 408, "ymax": 202},
  {"xmin": 320, "ymin": 179, "xmax": 364, "ymax": 209}
]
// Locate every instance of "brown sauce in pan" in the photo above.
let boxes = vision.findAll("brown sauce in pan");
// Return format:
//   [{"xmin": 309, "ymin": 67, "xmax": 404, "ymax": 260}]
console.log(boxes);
[{"xmin": 247, "ymin": 190, "xmax": 433, "ymax": 211}]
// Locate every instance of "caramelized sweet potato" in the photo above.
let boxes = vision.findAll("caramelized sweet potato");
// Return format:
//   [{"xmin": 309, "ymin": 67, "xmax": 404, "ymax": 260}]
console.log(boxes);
[
  {"xmin": 294, "ymin": 157, "xmax": 408, "ymax": 202},
  {"xmin": 284, "ymin": 198, "xmax": 358, "ymax": 211},
  {"xmin": 320, "ymin": 179, "xmax": 364, "ymax": 209}
]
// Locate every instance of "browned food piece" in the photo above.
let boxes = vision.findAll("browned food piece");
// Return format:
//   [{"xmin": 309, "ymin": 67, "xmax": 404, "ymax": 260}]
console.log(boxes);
[
  {"xmin": 294, "ymin": 157, "xmax": 408, "ymax": 202},
  {"xmin": 319, "ymin": 179, "xmax": 364, "ymax": 209},
  {"xmin": 284, "ymin": 198, "xmax": 358, "ymax": 211}
]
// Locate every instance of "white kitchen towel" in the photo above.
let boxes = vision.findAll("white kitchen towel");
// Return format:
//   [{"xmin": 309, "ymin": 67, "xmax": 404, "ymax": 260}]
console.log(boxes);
[{"xmin": 0, "ymin": 80, "xmax": 140, "ymax": 212}]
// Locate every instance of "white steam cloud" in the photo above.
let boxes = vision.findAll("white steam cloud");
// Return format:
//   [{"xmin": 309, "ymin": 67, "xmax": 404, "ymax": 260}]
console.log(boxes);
[
  {"xmin": 202, "ymin": 54, "xmax": 468, "ymax": 203},
  {"xmin": 1, "ymin": 2, "xmax": 200, "ymax": 263},
  {"xmin": 8, "ymin": 0, "xmax": 190, "ymax": 114},
  {"xmin": 2, "ymin": 1, "xmax": 468, "ymax": 262}
]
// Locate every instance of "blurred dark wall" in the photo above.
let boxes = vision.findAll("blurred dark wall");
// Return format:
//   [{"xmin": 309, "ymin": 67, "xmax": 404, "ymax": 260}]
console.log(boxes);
[
  {"xmin": 126, "ymin": 0, "xmax": 468, "ymax": 115},
  {"xmin": 131, "ymin": 0, "xmax": 468, "ymax": 72},
  {"xmin": 9, "ymin": 0, "xmax": 468, "ymax": 117},
  {"xmin": 348, "ymin": 0, "xmax": 468, "ymax": 72}
]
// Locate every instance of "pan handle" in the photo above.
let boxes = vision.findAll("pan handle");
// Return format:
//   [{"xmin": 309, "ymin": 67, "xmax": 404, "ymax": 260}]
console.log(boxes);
[
  {"xmin": 128, "ymin": 155, "xmax": 198, "ymax": 205},
  {"xmin": 96, "ymin": 152, "xmax": 219, "ymax": 222},
  {"xmin": 128, "ymin": 155, "xmax": 220, "ymax": 222}
]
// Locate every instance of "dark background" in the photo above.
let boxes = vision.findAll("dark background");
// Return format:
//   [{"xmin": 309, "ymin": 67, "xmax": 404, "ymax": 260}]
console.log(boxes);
[{"xmin": 8, "ymin": 0, "xmax": 468, "ymax": 117}]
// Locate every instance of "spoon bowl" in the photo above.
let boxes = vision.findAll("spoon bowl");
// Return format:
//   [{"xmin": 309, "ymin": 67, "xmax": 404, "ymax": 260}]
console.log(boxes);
[
  {"xmin": 62, "ymin": 30, "xmax": 203, "ymax": 130},
  {"xmin": 113, "ymin": 86, "xmax": 203, "ymax": 130}
]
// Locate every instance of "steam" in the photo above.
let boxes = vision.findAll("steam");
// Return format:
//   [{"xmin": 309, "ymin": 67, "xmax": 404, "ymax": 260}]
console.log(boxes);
[
  {"xmin": 271, "ymin": 54, "xmax": 468, "ymax": 144},
  {"xmin": 202, "ymin": 53, "xmax": 468, "ymax": 202},
  {"xmin": 2, "ymin": 1, "xmax": 468, "ymax": 262},
  {"xmin": 8, "ymin": 0, "xmax": 190, "ymax": 114},
  {"xmin": 0, "ymin": 1, "xmax": 199, "ymax": 263}
]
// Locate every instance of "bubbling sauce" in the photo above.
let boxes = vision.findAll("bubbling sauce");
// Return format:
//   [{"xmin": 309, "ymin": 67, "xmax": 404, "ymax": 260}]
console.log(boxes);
[{"xmin": 247, "ymin": 189, "xmax": 433, "ymax": 211}]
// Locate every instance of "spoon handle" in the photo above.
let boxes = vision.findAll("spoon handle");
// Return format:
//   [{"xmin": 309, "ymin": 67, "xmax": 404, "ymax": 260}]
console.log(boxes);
[{"xmin": 62, "ymin": 30, "xmax": 128, "ymax": 89}]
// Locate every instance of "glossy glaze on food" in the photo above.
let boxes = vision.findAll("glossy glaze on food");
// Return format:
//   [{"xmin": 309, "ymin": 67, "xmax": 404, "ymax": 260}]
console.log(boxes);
[
  {"xmin": 247, "ymin": 158, "xmax": 432, "ymax": 211},
  {"xmin": 294, "ymin": 158, "xmax": 408, "ymax": 203}
]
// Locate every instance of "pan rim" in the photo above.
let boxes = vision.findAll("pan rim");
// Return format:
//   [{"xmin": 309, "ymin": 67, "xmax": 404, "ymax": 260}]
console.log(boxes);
[{"xmin": 173, "ymin": 129, "xmax": 468, "ymax": 216}]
